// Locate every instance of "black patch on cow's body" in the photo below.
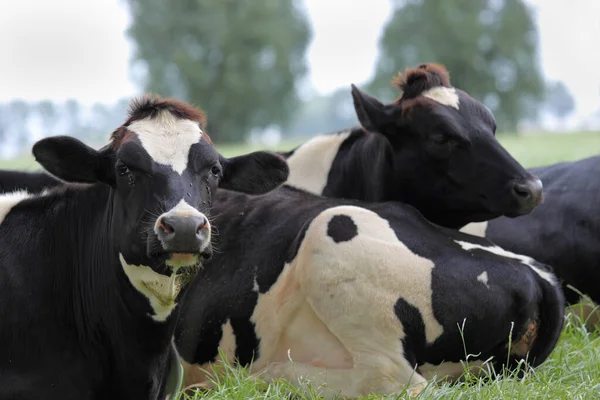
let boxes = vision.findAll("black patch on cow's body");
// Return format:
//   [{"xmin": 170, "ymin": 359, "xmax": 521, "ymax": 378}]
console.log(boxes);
[
  {"xmin": 327, "ymin": 214, "xmax": 358, "ymax": 243},
  {"xmin": 231, "ymin": 317, "xmax": 261, "ymax": 365},
  {"xmin": 0, "ymin": 170, "xmax": 61, "ymax": 193},
  {"xmin": 394, "ymin": 298, "xmax": 426, "ymax": 368}
]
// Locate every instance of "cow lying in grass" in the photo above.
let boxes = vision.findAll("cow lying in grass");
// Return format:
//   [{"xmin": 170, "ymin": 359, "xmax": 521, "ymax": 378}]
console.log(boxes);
[
  {"xmin": 175, "ymin": 186, "xmax": 564, "ymax": 399},
  {"xmin": 0, "ymin": 96, "xmax": 288, "ymax": 400},
  {"xmin": 280, "ymin": 64, "xmax": 600, "ymax": 325}
]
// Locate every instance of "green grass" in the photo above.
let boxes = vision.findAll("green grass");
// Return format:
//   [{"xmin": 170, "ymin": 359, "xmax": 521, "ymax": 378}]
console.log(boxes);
[
  {"xmin": 1, "ymin": 131, "xmax": 599, "ymax": 399},
  {"xmin": 497, "ymin": 131, "xmax": 600, "ymax": 168},
  {"xmin": 177, "ymin": 313, "xmax": 600, "ymax": 400}
]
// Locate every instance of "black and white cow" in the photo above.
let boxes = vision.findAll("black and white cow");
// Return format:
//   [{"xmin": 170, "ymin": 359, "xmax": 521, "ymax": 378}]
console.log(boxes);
[
  {"xmin": 0, "ymin": 169, "xmax": 59, "ymax": 194},
  {"xmin": 283, "ymin": 64, "xmax": 544, "ymax": 229},
  {"xmin": 461, "ymin": 155, "xmax": 600, "ymax": 307},
  {"xmin": 280, "ymin": 64, "xmax": 600, "ymax": 315},
  {"xmin": 175, "ymin": 186, "xmax": 564, "ymax": 398},
  {"xmin": 0, "ymin": 96, "xmax": 288, "ymax": 399}
]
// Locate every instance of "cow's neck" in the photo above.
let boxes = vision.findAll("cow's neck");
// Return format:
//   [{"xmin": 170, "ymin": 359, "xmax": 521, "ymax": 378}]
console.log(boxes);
[
  {"xmin": 48, "ymin": 185, "xmax": 178, "ymax": 373},
  {"xmin": 284, "ymin": 128, "xmax": 394, "ymax": 201},
  {"xmin": 320, "ymin": 128, "xmax": 394, "ymax": 201}
]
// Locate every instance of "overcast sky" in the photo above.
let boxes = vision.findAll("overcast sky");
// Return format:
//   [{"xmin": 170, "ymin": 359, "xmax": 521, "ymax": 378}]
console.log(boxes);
[{"xmin": 0, "ymin": 0, "xmax": 598, "ymax": 122}]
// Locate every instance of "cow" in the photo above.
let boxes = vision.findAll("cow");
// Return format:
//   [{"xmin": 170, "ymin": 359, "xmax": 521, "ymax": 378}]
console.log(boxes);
[
  {"xmin": 283, "ymin": 64, "xmax": 544, "ymax": 229},
  {"xmin": 281, "ymin": 64, "xmax": 600, "ymax": 320},
  {"xmin": 0, "ymin": 95, "xmax": 289, "ymax": 400},
  {"xmin": 175, "ymin": 185, "xmax": 565, "ymax": 399},
  {"xmin": 460, "ymin": 156, "xmax": 600, "ymax": 312},
  {"xmin": 0, "ymin": 169, "xmax": 59, "ymax": 194}
]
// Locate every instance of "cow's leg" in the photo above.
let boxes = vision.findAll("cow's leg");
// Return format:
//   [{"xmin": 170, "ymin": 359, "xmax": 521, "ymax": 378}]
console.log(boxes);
[{"xmin": 259, "ymin": 358, "xmax": 426, "ymax": 399}]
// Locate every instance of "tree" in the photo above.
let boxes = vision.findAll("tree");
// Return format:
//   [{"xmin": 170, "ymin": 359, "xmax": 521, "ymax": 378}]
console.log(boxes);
[
  {"xmin": 287, "ymin": 87, "xmax": 358, "ymax": 137},
  {"xmin": 369, "ymin": 0, "xmax": 545, "ymax": 132},
  {"xmin": 7, "ymin": 100, "xmax": 31, "ymax": 149},
  {"xmin": 36, "ymin": 100, "xmax": 59, "ymax": 138},
  {"xmin": 543, "ymin": 81, "xmax": 575, "ymax": 120},
  {"xmin": 65, "ymin": 99, "xmax": 83, "ymax": 139},
  {"xmin": 0, "ymin": 104, "xmax": 7, "ymax": 144},
  {"xmin": 125, "ymin": 0, "xmax": 312, "ymax": 142}
]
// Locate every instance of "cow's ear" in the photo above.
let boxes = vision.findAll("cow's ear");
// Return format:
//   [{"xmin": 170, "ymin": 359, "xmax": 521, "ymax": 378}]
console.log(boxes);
[
  {"xmin": 351, "ymin": 84, "xmax": 396, "ymax": 134},
  {"xmin": 32, "ymin": 136, "xmax": 116, "ymax": 186},
  {"xmin": 219, "ymin": 151, "xmax": 289, "ymax": 195}
]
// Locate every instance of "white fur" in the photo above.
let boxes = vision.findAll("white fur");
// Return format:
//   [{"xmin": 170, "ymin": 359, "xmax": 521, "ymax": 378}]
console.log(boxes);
[
  {"xmin": 218, "ymin": 320, "xmax": 237, "ymax": 360},
  {"xmin": 422, "ymin": 87, "xmax": 460, "ymax": 110},
  {"xmin": 455, "ymin": 241, "xmax": 556, "ymax": 285},
  {"xmin": 285, "ymin": 131, "xmax": 351, "ymax": 195},
  {"xmin": 119, "ymin": 253, "xmax": 191, "ymax": 322},
  {"xmin": 477, "ymin": 271, "xmax": 490, "ymax": 288},
  {"xmin": 0, "ymin": 190, "xmax": 34, "ymax": 225},
  {"xmin": 127, "ymin": 111, "xmax": 203, "ymax": 175},
  {"xmin": 459, "ymin": 221, "xmax": 489, "ymax": 238}
]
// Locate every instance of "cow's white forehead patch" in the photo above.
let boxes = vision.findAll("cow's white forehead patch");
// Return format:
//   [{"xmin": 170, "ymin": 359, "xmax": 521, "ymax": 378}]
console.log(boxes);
[
  {"xmin": 127, "ymin": 111, "xmax": 203, "ymax": 174},
  {"xmin": 0, "ymin": 190, "xmax": 34, "ymax": 225},
  {"xmin": 119, "ymin": 253, "xmax": 189, "ymax": 322},
  {"xmin": 422, "ymin": 87, "xmax": 460, "ymax": 110},
  {"xmin": 455, "ymin": 241, "xmax": 556, "ymax": 285}
]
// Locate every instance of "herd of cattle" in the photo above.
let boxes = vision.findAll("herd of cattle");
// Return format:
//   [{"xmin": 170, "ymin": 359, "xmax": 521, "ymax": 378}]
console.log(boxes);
[{"xmin": 0, "ymin": 63, "xmax": 598, "ymax": 399}]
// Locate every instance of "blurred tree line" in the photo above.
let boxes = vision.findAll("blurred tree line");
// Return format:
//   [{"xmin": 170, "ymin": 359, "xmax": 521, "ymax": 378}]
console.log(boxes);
[
  {"xmin": 0, "ymin": 0, "xmax": 580, "ymax": 156},
  {"xmin": 368, "ymin": 0, "xmax": 575, "ymax": 132},
  {"xmin": 0, "ymin": 99, "xmax": 129, "ymax": 157}
]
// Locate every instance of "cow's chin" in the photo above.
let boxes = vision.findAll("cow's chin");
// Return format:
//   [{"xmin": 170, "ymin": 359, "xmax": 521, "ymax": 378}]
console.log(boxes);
[{"xmin": 166, "ymin": 252, "xmax": 200, "ymax": 268}]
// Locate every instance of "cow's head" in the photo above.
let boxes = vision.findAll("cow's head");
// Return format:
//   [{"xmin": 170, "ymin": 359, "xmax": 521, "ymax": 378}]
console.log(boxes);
[
  {"xmin": 352, "ymin": 63, "xmax": 542, "ymax": 228},
  {"xmin": 32, "ymin": 95, "xmax": 288, "ymax": 286}
]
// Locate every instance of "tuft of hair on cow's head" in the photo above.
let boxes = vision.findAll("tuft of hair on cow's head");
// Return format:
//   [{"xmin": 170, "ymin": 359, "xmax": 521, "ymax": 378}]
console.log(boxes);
[
  {"xmin": 350, "ymin": 63, "xmax": 543, "ymax": 228},
  {"xmin": 32, "ymin": 95, "xmax": 289, "ymax": 303}
]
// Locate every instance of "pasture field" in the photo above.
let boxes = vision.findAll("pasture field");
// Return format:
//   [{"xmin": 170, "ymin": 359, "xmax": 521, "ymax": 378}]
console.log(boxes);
[{"xmin": 1, "ymin": 131, "xmax": 599, "ymax": 399}]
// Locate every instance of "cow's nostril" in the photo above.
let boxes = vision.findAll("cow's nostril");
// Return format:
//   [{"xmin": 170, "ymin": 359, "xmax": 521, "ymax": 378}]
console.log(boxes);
[
  {"xmin": 512, "ymin": 183, "xmax": 531, "ymax": 199},
  {"xmin": 195, "ymin": 217, "xmax": 208, "ymax": 235},
  {"xmin": 158, "ymin": 218, "xmax": 175, "ymax": 234}
]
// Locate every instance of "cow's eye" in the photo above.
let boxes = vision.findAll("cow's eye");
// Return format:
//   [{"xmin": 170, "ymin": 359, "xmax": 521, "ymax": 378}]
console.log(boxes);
[
  {"xmin": 117, "ymin": 165, "xmax": 130, "ymax": 176},
  {"xmin": 430, "ymin": 134, "xmax": 449, "ymax": 145},
  {"xmin": 211, "ymin": 165, "xmax": 221, "ymax": 176}
]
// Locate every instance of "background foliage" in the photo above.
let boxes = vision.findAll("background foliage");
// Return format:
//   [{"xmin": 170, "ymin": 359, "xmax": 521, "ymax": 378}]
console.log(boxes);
[{"xmin": 0, "ymin": 0, "xmax": 580, "ymax": 156}]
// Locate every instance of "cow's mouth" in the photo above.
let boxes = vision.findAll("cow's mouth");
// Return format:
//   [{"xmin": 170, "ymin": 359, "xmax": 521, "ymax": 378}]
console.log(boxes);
[{"xmin": 166, "ymin": 252, "xmax": 200, "ymax": 268}]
